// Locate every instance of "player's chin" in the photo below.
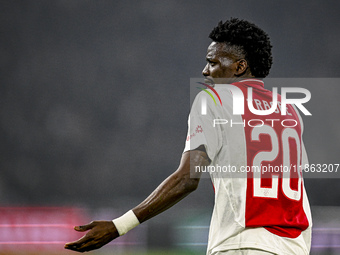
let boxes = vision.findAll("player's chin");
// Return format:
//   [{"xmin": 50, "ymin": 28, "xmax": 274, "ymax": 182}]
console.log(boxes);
[{"xmin": 204, "ymin": 77, "xmax": 215, "ymax": 85}]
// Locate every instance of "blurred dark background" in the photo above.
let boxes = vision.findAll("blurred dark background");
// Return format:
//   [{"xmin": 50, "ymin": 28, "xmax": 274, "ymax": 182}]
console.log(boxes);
[{"xmin": 1, "ymin": 1, "xmax": 340, "ymax": 252}]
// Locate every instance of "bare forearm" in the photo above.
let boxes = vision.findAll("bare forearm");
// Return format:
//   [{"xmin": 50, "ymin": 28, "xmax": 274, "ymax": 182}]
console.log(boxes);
[
  {"xmin": 133, "ymin": 170, "xmax": 198, "ymax": 223},
  {"xmin": 132, "ymin": 148, "xmax": 210, "ymax": 223}
]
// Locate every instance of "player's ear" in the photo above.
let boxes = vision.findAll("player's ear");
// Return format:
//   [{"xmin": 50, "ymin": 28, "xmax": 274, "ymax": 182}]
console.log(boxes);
[{"xmin": 235, "ymin": 59, "xmax": 249, "ymax": 76}]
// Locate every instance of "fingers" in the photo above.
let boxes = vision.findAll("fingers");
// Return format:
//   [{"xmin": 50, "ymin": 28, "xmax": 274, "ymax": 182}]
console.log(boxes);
[
  {"xmin": 64, "ymin": 235, "xmax": 94, "ymax": 252},
  {"xmin": 64, "ymin": 240, "xmax": 84, "ymax": 251},
  {"xmin": 64, "ymin": 236, "xmax": 101, "ymax": 253},
  {"xmin": 64, "ymin": 242, "xmax": 82, "ymax": 252},
  {"xmin": 74, "ymin": 221, "xmax": 96, "ymax": 232},
  {"xmin": 64, "ymin": 222, "xmax": 96, "ymax": 252},
  {"xmin": 65, "ymin": 221, "xmax": 117, "ymax": 252}
]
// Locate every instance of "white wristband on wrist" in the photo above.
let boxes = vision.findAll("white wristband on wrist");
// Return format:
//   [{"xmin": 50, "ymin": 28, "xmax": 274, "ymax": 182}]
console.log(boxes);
[{"xmin": 112, "ymin": 210, "xmax": 140, "ymax": 236}]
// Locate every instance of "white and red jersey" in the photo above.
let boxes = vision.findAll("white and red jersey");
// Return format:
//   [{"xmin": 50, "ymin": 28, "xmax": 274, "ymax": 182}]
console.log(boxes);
[{"xmin": 184, "ymin": 79, "xmax": 312, "ymax": 255}]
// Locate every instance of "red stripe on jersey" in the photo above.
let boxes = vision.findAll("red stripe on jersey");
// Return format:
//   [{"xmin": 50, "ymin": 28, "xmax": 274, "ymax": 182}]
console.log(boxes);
[{"xmin": 232, "ymin": 80, "xmax": 309, "ymax": 238}]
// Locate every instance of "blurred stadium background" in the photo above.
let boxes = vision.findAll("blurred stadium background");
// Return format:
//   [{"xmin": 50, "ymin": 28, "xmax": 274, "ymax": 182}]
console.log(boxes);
[{"xmin": 1, "ymin": 1, "xmax": 340, "ymax": 254}]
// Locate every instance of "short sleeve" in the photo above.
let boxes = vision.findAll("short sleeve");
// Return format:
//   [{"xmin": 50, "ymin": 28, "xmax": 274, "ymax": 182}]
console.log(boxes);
[{"xmin": 183, "ymin": 92, "xmax": 222, "ymax": 162}]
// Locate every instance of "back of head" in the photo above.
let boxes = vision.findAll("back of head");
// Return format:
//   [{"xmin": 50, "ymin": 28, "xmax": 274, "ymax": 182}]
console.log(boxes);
[{"xmin": 209, "ymin": 18, "xmax": 273, "ymax": 78}]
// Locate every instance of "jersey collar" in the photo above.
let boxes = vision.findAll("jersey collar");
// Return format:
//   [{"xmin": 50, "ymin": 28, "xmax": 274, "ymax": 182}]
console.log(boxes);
[{"xmin": 233, "ymin": 78, "xmax": 264, "ymax": 88}]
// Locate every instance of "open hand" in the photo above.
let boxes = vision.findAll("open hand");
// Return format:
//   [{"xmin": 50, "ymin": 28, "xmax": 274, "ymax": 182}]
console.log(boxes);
[{"xmin": 65, "ymin": 220, "xmax": 119, "ymax": 252}]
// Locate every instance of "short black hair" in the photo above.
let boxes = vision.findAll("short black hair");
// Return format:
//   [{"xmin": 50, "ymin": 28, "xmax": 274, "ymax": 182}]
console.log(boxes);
[{"xmin": 209, "ymin": 18, "xmax": 273, "ymax": 78}]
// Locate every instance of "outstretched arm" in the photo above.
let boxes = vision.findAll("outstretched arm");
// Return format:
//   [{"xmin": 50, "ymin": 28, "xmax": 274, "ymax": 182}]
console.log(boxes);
[{"xmin": 64, "ymin": 146, "xmax": 210, "ymax": 252}]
